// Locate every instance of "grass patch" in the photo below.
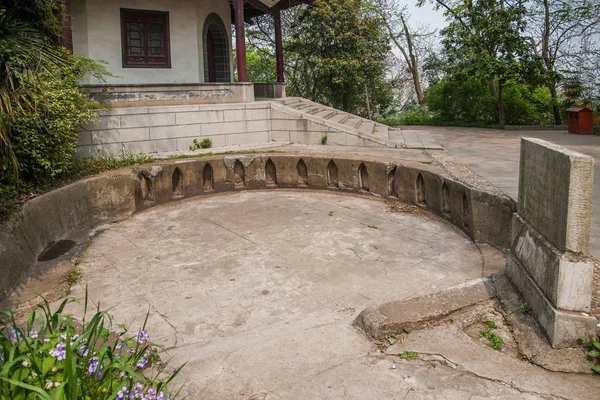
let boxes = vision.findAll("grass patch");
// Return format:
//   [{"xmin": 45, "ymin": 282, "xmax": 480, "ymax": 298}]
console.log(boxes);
[
  {"xmin": 420, "ymin": 161, "xmax": 433, "ymax": 165},
  {"xmin": 367, "ymin": 225, "xmax": 379, "ymax": 229},
  {"xmin": 480, "ymin": 330, "xmax": 504, "ymax": 351}
]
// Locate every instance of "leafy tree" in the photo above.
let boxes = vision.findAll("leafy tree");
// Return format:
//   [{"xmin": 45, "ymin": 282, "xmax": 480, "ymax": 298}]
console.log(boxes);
[
  {"xmin": 0, "ymin": 0, "xmax": 68, "ymax": 181},
  {"xmin": 366, "ymin": 0, "xmax": 436, "ymax": 105},
  {"xmin": 245, "ymin": 46, "xmax": 276, "ymax": 83},
  {"xmin": 527, "ymin": 0, "xmax": 600, "ymax": 124},
  {"xmin": 435, "ymin": 0, "xmax": 537, "ymax": 125},
  {"xmin": 285, "ymin": 0, "xmax": 393, "ymax": 116}
]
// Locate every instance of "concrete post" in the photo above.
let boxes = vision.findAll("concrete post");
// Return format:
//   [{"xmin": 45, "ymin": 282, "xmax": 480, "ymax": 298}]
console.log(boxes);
[{"xmin": 506, "ymin": 138, "xmax": 596, "ymax": 348}]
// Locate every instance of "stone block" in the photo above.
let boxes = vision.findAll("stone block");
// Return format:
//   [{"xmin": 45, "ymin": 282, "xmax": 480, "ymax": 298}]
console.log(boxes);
[
  {"xmin": 290, "ymin": 131, "xmax": 322, "ymax": 144},
  {"xmin": 245, "ymin": 109, "xmax": 269, "ymax": 120},
  {"xmin": 225, "ymin": 131, "xmax": 269, "ymax": 146},
  {"xmin": 85, "ymin": 115, "xmax": 120, "ymax": 131},
  {"xmin": 518, "ymin": 138, "xmax": 594, "ymax": 254},
  {"xmin": 149, "ymin": 124, "xmax": 202, "ymax": 140},
  {"xmin": 149, "ymin": 105, "xmax": 200, "ymax": 113},
  {"xmin": 271, "ymin": 131, "xmax": 290, "ymax": 142},
  {"xmin": 91, "ymin": 139, "xmax": 177, "ymax": 157},
  {"xmin": 221, "ymin": 109, "xmax": 245, "ymax": 121},
  {"xmin": 326, "ymin": 131, "xmax": 347, "ymax": 146},
  {"xmin": 511, "ymin": 214, "xmax": 593, "ymax": 311},
  {"xmin": 272, "ymin": 118, "xmax": 307, "ymax": 132},
  {"xmin": 246, "ymin": 120, "xmax": 269, "ymax": 132},
  {"xmin": 346, "ymin": 134, "xmax": 362, "ymax": 147},
  {"xmin": 91, "ymin": 128, "xmax": 150, "ymax": 144},
  {"xmin": 506, "ymin": 253, "xmax": 597, "ymax": 348},
  {"xmin": 98, "ymin": 107, "xmax": 148, "ymax": 116},
  {"xmin": 120, "ymin": 113, "xmax": 176, "ymax": 129},
  {"xmin": 203, "ymin": 121, "xmax": 246, "ymax": 135},
  {"xmin": 175, "ymin": 110, "xmax": 223, "ymax": 125}
]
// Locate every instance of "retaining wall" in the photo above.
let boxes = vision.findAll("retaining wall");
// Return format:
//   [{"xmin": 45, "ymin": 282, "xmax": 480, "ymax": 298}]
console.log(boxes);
[{"xmin": 0, "ymin": 153, "xmax": 516, "ymax": 301}]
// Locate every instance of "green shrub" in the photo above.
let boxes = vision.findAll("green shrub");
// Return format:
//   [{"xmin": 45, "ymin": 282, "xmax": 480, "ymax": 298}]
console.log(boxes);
[
  {"xmin": 200, "ymin": 138, "xmax": 212, "ymax": 149},
  {"xmin": 320, "ymin": 135, "xmax": 328, "ymax": 145},
  {"xmin": 379, "ymin": 106, "xmax": 439, "ymax": 127},
  {"xmin": 0, "ymin": 295, "xmax": 183, "ymax": 399},
  {"xmin": 189, "ymin": 138, "xmax": 213, "ymax": 151},
  {"xmin": 3, "ymin": 55, "xmax": 108, "ymax": 184}
]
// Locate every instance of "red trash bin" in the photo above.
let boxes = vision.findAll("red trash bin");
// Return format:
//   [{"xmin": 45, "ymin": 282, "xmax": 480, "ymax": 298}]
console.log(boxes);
[{"xmin": 566, "ymin": 106, "xmax": 593, "ymax": 134}]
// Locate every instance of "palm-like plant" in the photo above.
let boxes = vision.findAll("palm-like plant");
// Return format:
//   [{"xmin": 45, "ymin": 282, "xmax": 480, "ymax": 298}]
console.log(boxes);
[{"xmin": 0, "ymin": 1, "xmax": 69, "ymax": 182}]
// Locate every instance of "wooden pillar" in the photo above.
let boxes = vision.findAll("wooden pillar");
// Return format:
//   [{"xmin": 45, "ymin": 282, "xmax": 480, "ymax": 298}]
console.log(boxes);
[
  {"xmin": 60, "ymin": 0, "xmax": 73, "ymax": 52},
  {"xmin": 274, "ymin": 9, "xmax": 284, "ymax": 83},
  {"xmin": 234, "ymin": 0, "xmax": 248, "ymax": 82}
]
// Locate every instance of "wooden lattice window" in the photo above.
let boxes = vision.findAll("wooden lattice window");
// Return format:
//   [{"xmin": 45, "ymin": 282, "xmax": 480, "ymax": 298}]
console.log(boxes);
[{"xmin": 121, "ymin": 9, "xmax": 170, "ymax": 68}]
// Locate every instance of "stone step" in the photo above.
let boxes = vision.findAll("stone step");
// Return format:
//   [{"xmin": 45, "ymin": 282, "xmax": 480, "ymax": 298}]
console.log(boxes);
[
  {"xmin": 301, "ymin": 106, "xmax": 323, "ymax": 114},
  {"xmin": 328, "ymin": 113, "xmax": 349, "ymax": 124},
  {"xmin": 314, "ymin": 110, "xmax": 337, "ymax": 119},
  {"xmin": 343, "ymin": 118, "xmax": 363, "ymax": 129},
  {"xmin": 292, "ymin": 103, "xmax": 314, "ymax": 110},
  {"xmin": 358, "ymin": 120, "xmax": 375, "ymax": 135},
  {"xmin": 372, "ymin": 125, "xmax": 389, "ymax": 139},
  {"xmin": 306, "ymin": 107, "xmax": 328, "ymax": 115}
]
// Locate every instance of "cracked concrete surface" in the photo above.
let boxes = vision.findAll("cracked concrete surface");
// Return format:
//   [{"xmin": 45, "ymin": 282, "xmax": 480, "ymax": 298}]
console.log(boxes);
[{"xmin": 63, "ymin": 191, "xmax": 598, "ymax": 399}]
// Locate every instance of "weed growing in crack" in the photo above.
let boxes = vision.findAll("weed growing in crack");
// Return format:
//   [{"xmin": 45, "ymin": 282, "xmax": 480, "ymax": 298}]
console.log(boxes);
[
  {"xmin": 520, "ymin": 303, "xmax": 532, "ymax": 314},
  {"xmin": 582, "ymin": 337, "xmax": 600, "ymax": 373},
  {"xmin": 368, "ymin": 225, "xmax": 379, "ymax": 229},
  {"xmin": 480, "ymin": 330, "xmax": 504, "ymax": 351},
  {"xmin": 399, "ymin": 351, "xmax": 418, "ymax": 360},
  {"xmin": 63, "ymin": 266, "xmax": 82, "ymax": 286},
  {"xmin": 320, "ymin": 135, "xmax": 328, "ymax": 145},
  {"xmin": 483, "ymin": 320, "xmax": 497, "ymax": 330}
]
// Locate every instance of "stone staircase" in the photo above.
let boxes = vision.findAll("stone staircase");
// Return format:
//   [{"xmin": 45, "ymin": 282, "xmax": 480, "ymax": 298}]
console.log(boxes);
[{"xmin": 274, "ymin": 97, "xmax": 441, "ymax": 150}]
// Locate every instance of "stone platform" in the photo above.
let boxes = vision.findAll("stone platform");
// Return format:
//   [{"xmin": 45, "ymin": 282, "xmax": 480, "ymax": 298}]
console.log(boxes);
[{"xmin": 67, "ymin": 191, "xmax": 504, "ymax": 398}]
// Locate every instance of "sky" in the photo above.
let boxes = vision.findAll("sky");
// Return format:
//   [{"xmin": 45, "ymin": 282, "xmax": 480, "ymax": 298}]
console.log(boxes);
[{"xmin": 404, "ymin": 1, "xmax": 448, "ymax": 33}]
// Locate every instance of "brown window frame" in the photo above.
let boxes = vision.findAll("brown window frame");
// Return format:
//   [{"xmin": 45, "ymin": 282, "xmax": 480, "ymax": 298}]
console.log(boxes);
[{"xmin": 121, "ymin": 9, "xmax": 171, "ymax": 68}]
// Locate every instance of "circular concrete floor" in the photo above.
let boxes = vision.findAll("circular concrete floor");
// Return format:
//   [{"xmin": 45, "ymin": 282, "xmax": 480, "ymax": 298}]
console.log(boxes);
[{"xmin": 72, "ymin": 191, "xmax": 493, "ymax": 398}]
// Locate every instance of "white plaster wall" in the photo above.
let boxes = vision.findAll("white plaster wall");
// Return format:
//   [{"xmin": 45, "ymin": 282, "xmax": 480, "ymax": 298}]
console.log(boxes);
[{"xmin": 76, "ymin": 0, "xmax": 232, "ymax": 84}]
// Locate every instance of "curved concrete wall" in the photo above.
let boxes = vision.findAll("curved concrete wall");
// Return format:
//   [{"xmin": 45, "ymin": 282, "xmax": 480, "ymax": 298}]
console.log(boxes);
[{"xmin": 0, "ymin": 153, "xmax": 516, "ymax": 298}]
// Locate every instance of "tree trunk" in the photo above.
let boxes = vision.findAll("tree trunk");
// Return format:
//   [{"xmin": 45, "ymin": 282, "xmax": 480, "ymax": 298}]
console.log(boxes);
[
  {"xmin": 549, "ymin": 85, "xmax": 562, "ymax": 125},
  {"xmin": 489, "ymin": 78, "xmax": 496, "ymax": 97},
  {"xmin": 401, "ymin": 16, "xmax": 424, "ymax": 104},
  {"xmin": 498, "ymin": 82, "xmax": 505, "ymax": 126}
]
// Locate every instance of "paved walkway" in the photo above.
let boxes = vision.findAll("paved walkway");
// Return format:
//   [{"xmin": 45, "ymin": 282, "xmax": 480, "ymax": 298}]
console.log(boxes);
[{"xmin": 415, "ymin": 126, "xmax": 600, "ymax": 259}]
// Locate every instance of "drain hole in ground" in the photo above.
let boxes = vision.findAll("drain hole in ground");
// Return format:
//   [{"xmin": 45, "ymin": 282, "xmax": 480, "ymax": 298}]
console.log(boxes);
[{"xmin": 37, "ymin": 240, "xmax": 76, "ymax": 262}]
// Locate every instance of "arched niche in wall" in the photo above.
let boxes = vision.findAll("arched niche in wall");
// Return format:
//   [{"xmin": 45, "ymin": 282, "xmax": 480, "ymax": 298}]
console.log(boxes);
[
  {"xmin": 297, "ymin": 159, "xmax": 309, "ymax": 186},
  {"xmin": 358, "ymin": 163, "xmax": 369, "ymax": 191},
  {"xmin": 203, "ymin": 163, "xmax": 214, "ymax": 192},
  {"xmin": 327, "ymin": 160, "xmax": 338, "ymax": 188}
]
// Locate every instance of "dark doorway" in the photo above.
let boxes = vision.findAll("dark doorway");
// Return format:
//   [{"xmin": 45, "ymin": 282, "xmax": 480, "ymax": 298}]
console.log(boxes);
[{"xmin": 203, "ymin": 14, "xmax": 230, "ymax": 83}]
